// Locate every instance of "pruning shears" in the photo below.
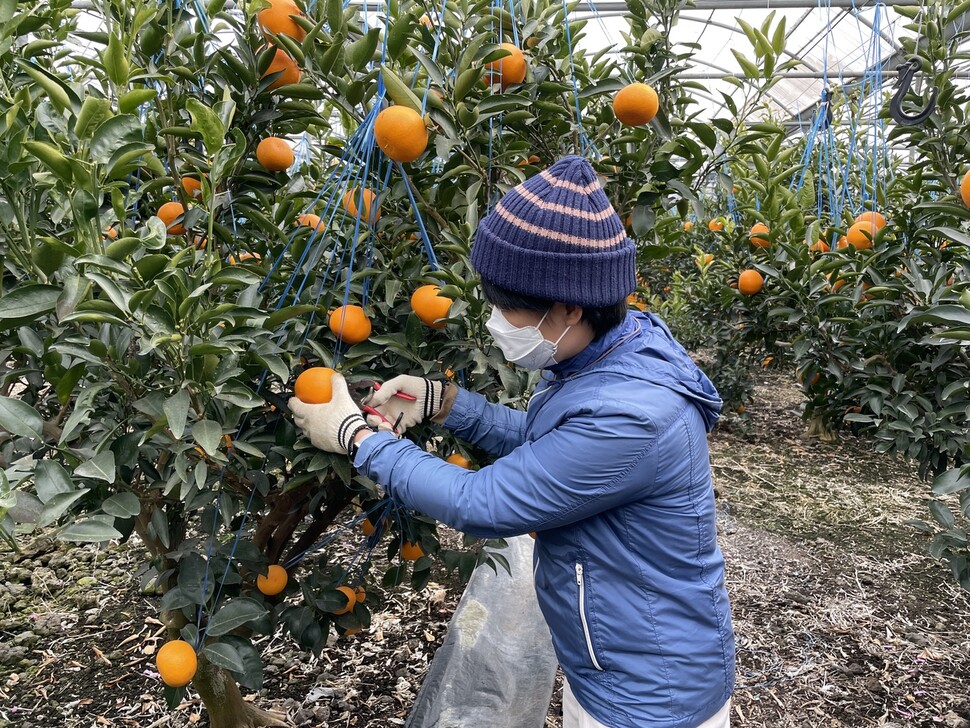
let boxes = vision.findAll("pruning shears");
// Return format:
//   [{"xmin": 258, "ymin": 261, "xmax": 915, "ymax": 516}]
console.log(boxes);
[{"xmin": 347, "ymin": 379, "xmax": 416, "ymax": 433}]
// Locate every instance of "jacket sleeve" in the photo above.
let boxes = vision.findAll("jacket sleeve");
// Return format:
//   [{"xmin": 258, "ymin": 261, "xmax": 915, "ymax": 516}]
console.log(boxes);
[
  {"xmin": 354, "ymin": 409, "xmax": 658, "ymax": 539},
  {"xmin": 441, "ymin": 387, "xmax": 527, "ymax": 458}
]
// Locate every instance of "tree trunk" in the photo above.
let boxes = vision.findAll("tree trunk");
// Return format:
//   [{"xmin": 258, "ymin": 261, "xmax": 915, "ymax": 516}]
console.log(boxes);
[
  {"xmin": 193, "ymin": 656, "xmax": 289, "ymax": 728},
  {"xmin": 804, "ymin": 412, "xmax": 836, "ymax": 441}
]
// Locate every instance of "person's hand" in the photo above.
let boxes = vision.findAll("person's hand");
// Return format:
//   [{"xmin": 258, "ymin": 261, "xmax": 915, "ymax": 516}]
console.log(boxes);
[
  {"xmin": 288, "ymin": 373, "xmax": 374, "ymax": 454},
  {"xmin": 366, "ymin": 375, "xmax": 446, "ymax": 434}
]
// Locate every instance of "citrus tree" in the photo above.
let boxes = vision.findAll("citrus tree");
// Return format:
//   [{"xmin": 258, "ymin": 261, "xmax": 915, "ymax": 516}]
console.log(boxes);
[{"xmin": 0, "ymin": 0, "xmax": 725, "ymax": 723}]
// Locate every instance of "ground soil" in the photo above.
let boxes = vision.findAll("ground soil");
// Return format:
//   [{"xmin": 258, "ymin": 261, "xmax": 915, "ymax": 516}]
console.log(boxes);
[{"xmin": 2, "ymin": 368, "xmax": 969, "ymax": 727}]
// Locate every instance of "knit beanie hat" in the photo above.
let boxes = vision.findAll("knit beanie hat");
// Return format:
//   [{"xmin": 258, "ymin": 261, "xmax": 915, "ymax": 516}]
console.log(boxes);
[{"xmin": 471, "ymin": 155, "xmax": 636, "ymax": 307}]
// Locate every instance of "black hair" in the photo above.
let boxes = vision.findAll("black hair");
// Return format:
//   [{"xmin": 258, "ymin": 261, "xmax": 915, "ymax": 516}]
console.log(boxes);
[{"xmin": 480, "ymin": 277, "xmax": 628, "ymax": 341}]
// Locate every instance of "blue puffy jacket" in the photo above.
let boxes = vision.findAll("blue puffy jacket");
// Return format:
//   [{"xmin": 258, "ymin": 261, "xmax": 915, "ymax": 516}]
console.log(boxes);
[{"xmin": 355, "ymin": 311, "xmax": 735, "ymax": 727}]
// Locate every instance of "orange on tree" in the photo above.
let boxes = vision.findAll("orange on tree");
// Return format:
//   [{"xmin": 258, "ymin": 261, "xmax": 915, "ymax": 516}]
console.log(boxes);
[
  {"xmin": 708, "ymin": 218, "xmax": 724, "ymax": 232},
  {"xmin": 738, "ymin": 269, "xmax": 764, "ymax": 296},
  {"xmin": 361, "ymin": 517, "xmax": 378, "ymax": 536},
  {"xmin": 846, "ymin": 221, "xmax": 876, "ymax": 250},
  {"xmin": 612, "ymin": 82, "xmax": 659, "ymax": 126},
  {"xmin": 332, "ymin": 585, "xmax": 357, "ymax": 615},
  {"xmin": 446, "ymin": 453, "xmax": 473, "ymax": 469},
  {"xmin": 257, "ymin": 564, "xmax": 288, "ymax": 596},
  {"xmin": 854, "ymin": 210, "xmax": 886, "ymax": 230},
  {"xmin": 181, "ymin": 175, "xmax": 204, "ymax": 199},
  {"xmin": 354, "ymin": 585, "xmax": 366, "ymax": 603},
  {"xmin": 329, "ymin": 304, "xmax": 372, "ymax": 345},
  {"xmin": 156, "ymin": 640, "xmax": 198, "ymax": 688},
  {"xmin": 683, "ymin": 221, "xmax": 694, "ymax": 232},
  {"xmin": 749, "ymin": 222, "xmax": 770, "ymax": 247},
  {"xmin": 256, "ymin": 136, "xmax": 294, "ymax": 172},
  {"xmin": 296, "ymin": 212, "xmax": 322, "ymax": 230},
  {"xmin": 157, "ymin": 201, "xmax": 188, "ymax": 235},
  {"xmin": 411, "ymin": 284, "xmax": 453, "ymax": 328},
  {"xmin": 528, "ymin": 154, "xmax": 540, "ymax": 164},
  {"xmin": 809, "ymin": 239, "xmax": 830, "ymax": 253},
  {"xmin": 374, "ymin": 105, "xmax": 429, "ymax": 163},
  {"xmin": 104, "ymin": 225, "xmax": 118, "ymax": 239},
  {"xmin": 419, "ymin": 13, "xmax": 432, "ymax": 27},
  {"xmin": 257, "ymin": 0, "xmax": 306, "ymax": 42},
  {"xmin": 262, "ymin": 46, "xmax": 301, "ymax": 90},
  {"xmin": 484, "ymin": 43, "xmax": 527, "ymax": 89},
  {"xmin": 961, "ymin": 169, "xmax": 970, "ymax": 207},
  {"xmin": 401, "ymin": 541, "xmax": 424, "ymax": 561},
  {"xmin": 294, "ymin": 367, "xmax": 336, "ymax": 404},
  {"xmin": 837, "ymin": 235, "xmax": 848, "ymax": 249},
  {"xmin": 228, "ymin": 251, "xmax": 260, "ymax": 264},
  {"xmin": 342, "ymin": 186, "xmax": 380, "ymax": 224}
]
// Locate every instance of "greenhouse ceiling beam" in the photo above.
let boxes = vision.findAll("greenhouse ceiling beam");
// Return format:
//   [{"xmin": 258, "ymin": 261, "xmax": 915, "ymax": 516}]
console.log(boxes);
[{"xmin": 586, "ymin": 0, "xmax": 919, "ymax": 9}]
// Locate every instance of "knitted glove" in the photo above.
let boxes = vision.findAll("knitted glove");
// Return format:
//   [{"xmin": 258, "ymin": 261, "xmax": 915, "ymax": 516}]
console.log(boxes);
[
  {"xmin": 365, "ymin": 375, "xmax": 446, "ymax": 435},
  {"xmin": 288, "ymin": 373, "xmax": 374, "ymax": 454}
]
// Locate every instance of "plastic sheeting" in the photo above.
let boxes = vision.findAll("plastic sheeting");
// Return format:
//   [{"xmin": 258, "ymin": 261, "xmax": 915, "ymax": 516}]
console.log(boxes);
[{"xmin": 407, "ymin": 535, "xmax": 558, "ymax": 728}]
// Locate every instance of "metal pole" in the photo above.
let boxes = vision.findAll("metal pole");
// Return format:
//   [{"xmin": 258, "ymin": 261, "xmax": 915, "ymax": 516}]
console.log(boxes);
[
  {"xmin": 586, "ymin": 0, "xmax": 919, "ymax": 10},
  {"xmin": 679, "ymin": 71, "xmax": 903, "ymax": 79}
]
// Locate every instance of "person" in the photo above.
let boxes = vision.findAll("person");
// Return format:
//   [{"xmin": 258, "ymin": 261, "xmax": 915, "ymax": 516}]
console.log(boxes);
[{"xmin": 289, "ymin": 155, "xmax": 735, "ymax": 727}]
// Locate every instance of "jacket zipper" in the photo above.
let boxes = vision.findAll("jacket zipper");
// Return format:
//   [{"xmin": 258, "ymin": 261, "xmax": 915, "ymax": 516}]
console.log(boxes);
[{"xmin": 575, "ymin": 563, "xmax": 604, "ymax": 671}]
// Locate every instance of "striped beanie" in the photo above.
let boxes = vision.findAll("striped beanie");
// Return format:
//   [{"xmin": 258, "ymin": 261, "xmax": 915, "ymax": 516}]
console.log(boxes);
[{"xmin": 471, "ymin": 155, "xmax": 636, "ymax": 307}]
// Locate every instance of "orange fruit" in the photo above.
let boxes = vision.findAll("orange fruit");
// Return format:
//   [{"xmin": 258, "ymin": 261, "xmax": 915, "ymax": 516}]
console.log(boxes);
[
  {"xmin": 156, "ymin": 640, "xmax": 197, "ymax": 688},
  {"xmin": 294, "ymin": 367, "xmax": 336, "ymax": 404},
  {"xmin": 961, "ymin": 170, "xmax": 970, "ymax": 207},
  {"xmin": 828, "ymin": 274, "xmax": 847, "ymax": 292},
  {"xmin": 374, "ymin": 105, "xmax": 429, "ymax": 163},
  {"xmin": 104, "ymin": 225, "xmax": 119, "ymax": 239},
  {"xmin": 612, "ymin": 82, "xmax": 659, "ymax": 126},
  {"xmin": 854, "ymin": 211, "xmax": 886, "ymax": 230},
  {"xmin": 410, "ymin": 284, "xmax": 453, "ymax": 328},
  {"xmin": 446, "ymin": 453, "xmax": 472, "ymax": 469},
  {"xmin": 419, "ymin": 13, "xmax": 432, "ymax": 27},
  {"xmin": 332, "ymin": 585, "xmax": 356, "ymax": 615},
  {"xmin": 342, "ymin": 187, "xmax": 380, "ymax": 224},
  {"xmin": 158, "ymin": 201, "xmax": 188, "ymax": 235},
  {"xmin": 354, "ymin": 585, "xmax": 366, "ymax": 603},
  {"xmin": 181, "ymin": 176, "xmax": 204, "ymax": 199},
  {"xmin": 738, "ymin": 269, "xmax": 764, "ymax": 296},
  {"xmin": 297, "ymin": 213, "xmax": 322, "ymax": 230},
  {"xmin": 257, "ymin": 564, "xmax": 288, "ymax": 596},
  {"xmin": 257, "ymin": 0, "xmax": 306, "ymax": 41},
  {"xmin": 708, "ymin": 218, "xmax": 724, "ymax": 232},
  {"xmin": 749, "ymin": 223, "xmax": 770, "ymax": 247},
  {"xmin": 528, "ymin": 154, "xmax": 540, "ymax": 164},
  {"xmin": 683, "ymin": 221, "xmax": 694, "ymax": 232},
  {"xmin": 837, "ymin": 235, "xmax": 848, "ymax": 249},
  {"xmin": 846, "ymin": 221, "xmax": 876, "ymax": 250},
  {"xmin": 736, "ymin": 404, "xmax": 746, "ymax": 414},
  {"xmin": 262, "ymin": 46, "xmax": 301, "ymax": 90},
  {"xmin": 626, "ymin": 293, "xmax": 647, "ymax": 312},
  {"xmin": 228, "ymin": 251, "xmax": 260, "ymax": 264},
  {"xmin": 401, "ymin": 541, "xmax": 424, "ymax": 561},
  {"xmin": 329, "ymin": 304, "xmax": 371, "ymax": 345},
  {"xmin": 809, "ymin": 239, "xmax": 830, "ymax": 253},
  {"xmin": 256, "ymin": 136, "xmax": 294, "ymax": 172},
  {"xmin": 484, "ymin": 43, "xmax": 527, "ymax": 89},
  {"xmin": 361, "ymin": 517, "xmax": 379, "ymax": 536}
]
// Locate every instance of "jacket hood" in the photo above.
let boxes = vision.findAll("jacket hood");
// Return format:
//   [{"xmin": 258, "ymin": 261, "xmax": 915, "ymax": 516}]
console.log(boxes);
[{"xmin": 550, "ymin": 312, "xmax": 722, "ymax": 432}]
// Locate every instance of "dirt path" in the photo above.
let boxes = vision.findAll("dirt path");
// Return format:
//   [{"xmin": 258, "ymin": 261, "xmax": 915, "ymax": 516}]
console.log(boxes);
[{"xmin": 2, "ymin": 369, "xmax": 969, "ymax": 727}]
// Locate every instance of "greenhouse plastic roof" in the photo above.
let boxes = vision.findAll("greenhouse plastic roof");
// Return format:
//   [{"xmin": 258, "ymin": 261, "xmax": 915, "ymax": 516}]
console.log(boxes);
[{"xmin": 576, "ymin": 0, "xmax": 917, "ymax": 126}]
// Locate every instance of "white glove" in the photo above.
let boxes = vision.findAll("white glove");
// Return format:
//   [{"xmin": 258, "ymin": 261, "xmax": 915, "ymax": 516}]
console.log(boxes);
[
  {"xmin": 288, "ymin": 373, "xmax": 374, "ymax": 454},
  {"xmin": 365, "ymin": 375, "xmax": 446, "ymax": 434}
]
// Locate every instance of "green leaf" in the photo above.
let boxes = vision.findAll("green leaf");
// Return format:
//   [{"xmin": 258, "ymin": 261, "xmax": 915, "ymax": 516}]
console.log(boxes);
[
  {"xmin": 75, "ymin": 451, "xmax": 116, "ymax": 482},
  {"xmin": 90, "ymin": 114, "xmax": 143, "ymax": 165},
  {"xmin": 103, "ymin": 32, "xmax": 129, "ymax": 86},
  {"xmin": 34, "ymin": 460, "xmax": 75, "ymax": 503},
  {"xmin": 929, "ymin": 500, "xmax": 955, "ymax": 529},
  {"xmin": 119, "ymin": 88, "xmax": 157, "ymax": 114},
  {"xmin": 932, "ymin": 468, "xmax": 970, "ymax": 495},
  {"xmin": 771, "ymin": 16, "xmax": 787, "ymax": 56},
  {"xmin": 23, "ymin": 141, "xmax": 73, "ymax": 183},
  {"xmin": 381, "ymin": 66, "xmax": 422, "ymax": 113},
  {"xmin": 102, "ymin": 492, "xmax": 141, "ymax": 518},
  {"xmin": 185, "ymin": 97, "xmax": 226, "ymax": 156},
  {"xmin": 0, "ymin": 397, "xmax": 43, "ymax": 439},
  {"xmin": 192, "ymin": 419, "xmax": 222, "ymax": 456},
  {"xmin": 202, "ymin": 642, "xmax": 246, "ymax": 672},
  {"xmin": 346, "ymin": 27, "xmax": 380, "ymax": 71},
  {"xmin": 58, "ymin": 517, "xmax": 122, "ymax": 543},
  {"xmin": 453, "ymin": 67, "xmax": 482, "ymax": 104},
  {"xmin": 164, "ymin": 389, "xmax": 191, "ymax": 440},
  {"xmin": 74, "ymin": 96, "xmax": 112, "ymax": 140},
  {"xmin": 16, "ymin": 59, "xmax": 77, "ymax": 114},
  {"xmin": 38, "ymin": 489, "xmax": 90, "ymax": 528},
  {"xmin": 0, "ymin": 285, "xmax": 60, "ymax": 328},
  {"xmin": 205, "ymin": 599, "xmax": 268, "ymax": 637},
  {"xmin": 731, "ymin": 49, "xmax": 760, "ymax": 80}
]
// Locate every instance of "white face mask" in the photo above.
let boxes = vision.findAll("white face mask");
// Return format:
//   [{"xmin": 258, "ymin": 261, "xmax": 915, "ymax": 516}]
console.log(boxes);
[{"xmin": 486, "ymin": 307, "xmax": 572, "ymax": 370}]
